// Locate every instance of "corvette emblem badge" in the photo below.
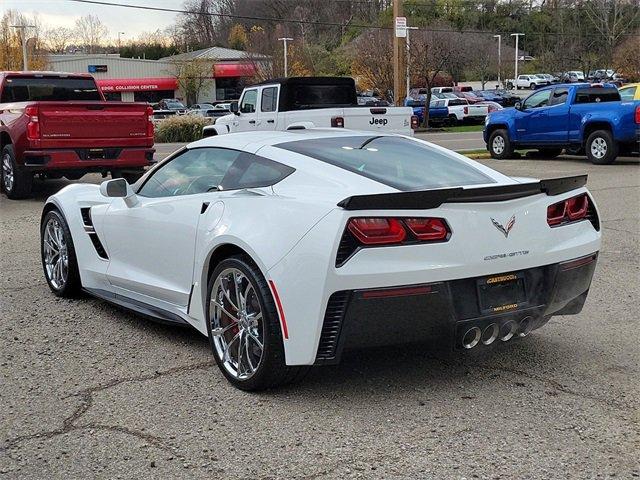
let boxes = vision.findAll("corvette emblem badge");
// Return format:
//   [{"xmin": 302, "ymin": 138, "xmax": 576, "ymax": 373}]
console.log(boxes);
[{"xmin": 491, "ymin": 215, "xmax": 516, "ymax": 238}]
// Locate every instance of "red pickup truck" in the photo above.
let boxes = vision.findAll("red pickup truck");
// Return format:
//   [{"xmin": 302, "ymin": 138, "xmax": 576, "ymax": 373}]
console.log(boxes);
[{"xmin": 0, "ymin": 72, "xmax": 155, "ymax": 199}]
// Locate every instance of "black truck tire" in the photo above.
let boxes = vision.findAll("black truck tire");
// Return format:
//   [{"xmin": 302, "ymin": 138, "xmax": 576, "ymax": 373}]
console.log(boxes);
[
  {"xmin": 488, "ymin": 129, "xmax": 514, "ymax": 160},
  {"xmin": 1, "ymin": 144, "xmax": 33, "ymax": 199},
  {"xmin": 585, "ymin": 130, "xmax": 618, "ymax": 165}
]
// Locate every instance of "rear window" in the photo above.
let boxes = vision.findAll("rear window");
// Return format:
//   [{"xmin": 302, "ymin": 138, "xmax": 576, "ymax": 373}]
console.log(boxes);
[
  {"xmin": 448, "ymin": 99, "xmax": 467, "ymax": 106},
  {"xmin": 574, "ymin": 88, "xmax": 620, "ymax": 104},
  {"xmin": 276, "ymin": 136, "xmax": 494, "ymax": 191},
  {"xmin": 288, "ymin": 85, "xmax": 356, "ymax": 110},
  {"xmin": 1, "ymin": 76, "xmax": 101, "ymax": 102}
]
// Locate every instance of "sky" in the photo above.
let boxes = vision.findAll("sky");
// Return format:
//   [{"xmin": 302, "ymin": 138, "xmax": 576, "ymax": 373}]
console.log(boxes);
[{"xmin": 2, "ymin": 0, "xmax": 181, "ymax": 40}]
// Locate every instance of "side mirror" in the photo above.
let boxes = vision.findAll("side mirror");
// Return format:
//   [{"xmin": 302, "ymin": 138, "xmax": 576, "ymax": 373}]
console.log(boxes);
[
  {"xmin": 100, "ymin": 178, "xmax": 138, "ymax": 206},
  {"xmin": 514, "ymin": 101, "xmax": 522, "ymax": 111},
  {"xmin": 230, "ymin": 101, "xmax": 239, "ymax": 115}
]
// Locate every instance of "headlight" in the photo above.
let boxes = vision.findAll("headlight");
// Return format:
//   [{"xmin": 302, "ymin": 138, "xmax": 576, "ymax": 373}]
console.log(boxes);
[{"xmin": 484, "ymin": 114, "xmax": 490, "ymax": 125}]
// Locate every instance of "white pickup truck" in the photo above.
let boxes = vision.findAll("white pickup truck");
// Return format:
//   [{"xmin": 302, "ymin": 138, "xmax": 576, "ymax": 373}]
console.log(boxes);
[
  {"xmin": 203, "ymin": 77, "xmax": 417, "ymax": 137},
  {"xmin": 436, "ymin": 97, "xmax": 488, "ymax": 125},
  {"xmin": 506, "ymin": 74, "xmax": 550, "ymax": 90}
]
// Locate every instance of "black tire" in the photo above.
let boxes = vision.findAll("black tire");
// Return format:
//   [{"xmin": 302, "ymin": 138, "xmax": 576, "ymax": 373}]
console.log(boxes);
[
  {"xmin": 506, "ymin": 82, "xmax": 514, "ymax": 90},
  {"xmin": 488, "ymin": 129, "xmax": 514, "ymax": 159},
  {"xmin": 41, "ymin": 209, "xmax": 82, "ymax": 297},
  {"xmin": 585, "ymin": 130, "xmax": 618, "ymax": 165},
  {"xmin": 530, "ymin": 83, "xmax": 536, "ymax": 90},
  {"xmin": 206, "ymin": 255, "xmax": 309, "ymax": 391},
  {"xmin": 448, "ymin": 114, "xmax": 458, "ymax": 127},
  {"xmin": 1, "ymin": 144, "xmax": 33, "ymax": 199},
  {"xmin": 537, "ymin": 148, "xmax": 563, "ymax": 158}
]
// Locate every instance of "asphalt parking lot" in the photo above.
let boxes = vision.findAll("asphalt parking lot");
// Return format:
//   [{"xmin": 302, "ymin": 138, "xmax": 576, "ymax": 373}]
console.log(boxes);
[{"xmin": 1, "ymin": 145, "xmax": 638, "ymax": 479}]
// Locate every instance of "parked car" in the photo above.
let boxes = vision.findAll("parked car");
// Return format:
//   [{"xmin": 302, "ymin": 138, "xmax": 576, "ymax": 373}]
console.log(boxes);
[
  {"xmin": 189, "ymin": 103, "xmax": 232, "ymax": 119},
  {"xmin": 204, "ymin": 77, "xmax": 417, "ymax": 137},
  {"xmin": 0, "ymin": 71, "xmax": 155, "ymax": 199},
  {"xmin": 155, "ymin": 98, "xmax": 187, "ymax": 113},
  {"xmin": 452, "ymin": 91, "xmax": 483, "ymax": 104},
  {"xmin": 473, "ymin": 90, "xmax": 505, "ymax": 104},
  {"xmin": 619, "ymin": 83, "xmax": 640, "ymax": 101},
  {"xmin": 440, "ymin": 98, "xmax": 489, "ymax": 125},
  {"xmin": 484, "ymin": 83, "xmax": 640, "ymax": 164},
  {"xmin": 427, "ymin": 99, "xmax": 453, "ymax": 126},
  {"xmin": 491, "ymin": 89, "xmax": 520, "ymax": 106},
  {"xmin": 534, "ymin": 74, "xmax": 553, "ymax": 85},
  {"xmin": 506, "ymin": 74, "xmax": 549, "ymax": 90},
  {"xmin": 431, "ymin": 87, "xmax": 454, "ymax": 94},
  {"xmin": 476, "ymin": 101, "xmax": 503, "ymax": 113},
  {"xmin": 560, "ymin": 71, "xmax": 585, "ymax": 83},
  {"xmin": 41, "ymin": 129, "xmax": 601, "ymax": 390}
]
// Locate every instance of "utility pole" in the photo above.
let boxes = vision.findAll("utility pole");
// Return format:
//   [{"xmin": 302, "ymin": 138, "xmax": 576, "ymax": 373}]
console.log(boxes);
[
  {"xmin": 493, "ymin": 34, "xmax": 501, "ymax": 87},
  {"xmin": 392, "ymin": 0, "xmax": 406, "ymax": 106},
  {"xmin": 511, "ymin": 33, "xmax": 524, "ymax": 85},
  {"xmin": 11, "ymin": 24, "xmax": 35, "ymax": 71},
  {"xmin": 278, "ymin": 37, "xmax": 293, "ymax": 77},
  {"xmin": 406, "ymin": 26, "xmax": 418, "ymax": 98},
  {"xmin": 118, "ymin": 32, "xmax": 125, "ymax": 51}
]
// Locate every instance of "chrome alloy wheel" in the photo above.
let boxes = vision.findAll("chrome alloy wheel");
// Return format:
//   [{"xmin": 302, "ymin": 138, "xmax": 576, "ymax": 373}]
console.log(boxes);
[
  {"xmin": 492, "ymin": 135, "xmax": 505, "ymax": 155},
  {"xmin": 43, "ymin": 218, "xmax": 69, "ymax": 289},
  {"xmin": 210, "ymin": 268, "xmax": 264, "ymax": 380},
  {"xmin": 590, "ymin": 137, "xmax": 607, "ymax": 159},
  {"xmin": 2, "ymin": 153, "xmax": 14, "ymax": 192}
]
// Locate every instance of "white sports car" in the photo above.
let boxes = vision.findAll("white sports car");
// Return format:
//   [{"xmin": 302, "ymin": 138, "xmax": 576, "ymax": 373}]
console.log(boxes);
[{"xmin": 41, "ymin": 130, "xmax": 601, "ymax": 390}]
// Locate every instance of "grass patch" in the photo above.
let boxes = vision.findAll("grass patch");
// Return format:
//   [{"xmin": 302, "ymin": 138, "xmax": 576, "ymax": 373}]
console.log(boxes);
[{"xmin": 442, "ymin": 124, "xmax": 485, "ymax": 133}]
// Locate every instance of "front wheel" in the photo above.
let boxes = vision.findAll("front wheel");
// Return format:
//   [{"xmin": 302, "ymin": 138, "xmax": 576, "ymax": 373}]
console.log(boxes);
[
  {"xmin": 488, "ymin": 129, "xmax": 514, "ymax": 159},
  {"xmin": 530, "ymin": 83, "xmax": 536, "ymax": 90},
  {"xmin": 586, "ymin": 130, "xmax": 618, "ymax": 165},
  {"xmin": 41, "ymin": 209, "xmax": 82, "ymax": 297},
  {"xmin": 206, "ymin": 255, "xmax": 308, "ymax": 391}
]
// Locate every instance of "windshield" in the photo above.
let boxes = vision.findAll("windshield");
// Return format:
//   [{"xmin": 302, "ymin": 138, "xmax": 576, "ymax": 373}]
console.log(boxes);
[
  {"xmin": 276, "ymin": 136, "xmax": 495, "ymax": 191},
  {"xmin": 0, "ymin": 76, "xmax": 101, "ymax": 102},
  {"xmin": 165, "ymin": 101, "xmax": 185, "ymax": 109}
]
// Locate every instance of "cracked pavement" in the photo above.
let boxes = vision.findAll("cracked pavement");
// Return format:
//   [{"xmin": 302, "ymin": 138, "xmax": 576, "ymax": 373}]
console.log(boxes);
[{"xmin": 1, "ymin": 151, "xmax": 639, "ymax": 479}]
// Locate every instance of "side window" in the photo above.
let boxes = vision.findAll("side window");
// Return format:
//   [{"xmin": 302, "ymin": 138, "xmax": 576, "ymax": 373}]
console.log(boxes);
[
  {"xmin": 619, "ymin": 86, "xmax": 636, "ymax": 101},
  {"xmin": 220, "ymin": 153, "xmax": 294, "ymax": 190},
  {"xmin": 240, "ymin": 89, "xmax": 257, "ymax": 113},
  {"xmin": 138, "ymin": 148, "xmax": 241, "ymax": 198},
  {"xmin": 523, "ymin": 90, "xmax": 550, "ymax": 109},
  {"xmin": 549, "ymin": 88, "xmax": 569, "ymax": 106},
  {"xmin": 260, "ymin": 87, "xmax": 278, "ymax": 112}
]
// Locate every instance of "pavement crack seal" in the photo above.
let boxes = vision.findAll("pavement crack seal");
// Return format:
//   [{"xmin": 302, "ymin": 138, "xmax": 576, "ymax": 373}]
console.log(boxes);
[{"xmin": 0, "ymin": 361, "xmax": 214, "ymax": 456}]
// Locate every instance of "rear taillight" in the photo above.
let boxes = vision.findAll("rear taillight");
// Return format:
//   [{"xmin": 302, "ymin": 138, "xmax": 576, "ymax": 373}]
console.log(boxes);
[
  {"xmin": 464, "ymin": 106, "xmax": 469, "ymax": 115},
  {"xmin": 331, "ymin": 116, "xmax": 344, "ymax": 128},
  {"xmin": 635, "ymin": 105, "xmax": 640, "ymax": 124},
  {"xmin": 410, "ymin": 115, "xmax": 419, "ymax": 130},
  {"xmin": 547, "ymin": 193, "xmax": 592, "ymax": 227},
  {"xmin": 346, "ymin": 217, "xmax": 450, "ymax": 246},
  {"xmin": 146, "ymin": 105, "xmax": 155, "ymax": 137},
  {"xmin": 25, "ymin": 105, "xmax": 40, "ymax": 141}
]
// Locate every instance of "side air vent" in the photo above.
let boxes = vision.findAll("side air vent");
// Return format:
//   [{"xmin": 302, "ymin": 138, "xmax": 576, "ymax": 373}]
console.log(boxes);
[
  {"xmin": 80, "ymin": 207, "xmax": 109, "ymax": 259},
  {"xmin": 315, "ymin": 291, "xmax": 350, "ymax": 364},
  {"xmin": 335, "ymin": 229, "xmax": 359, "ymax": 267}
]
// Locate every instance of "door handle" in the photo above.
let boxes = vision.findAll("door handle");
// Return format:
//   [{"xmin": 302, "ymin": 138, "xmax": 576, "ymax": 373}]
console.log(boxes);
[
  {"xmin": 267, "ymin": 119, "xmax": 275, "ymax": 123},
  {"xmin": 248, "ymin": 120, "xmax": 256, "ymax": 124}
]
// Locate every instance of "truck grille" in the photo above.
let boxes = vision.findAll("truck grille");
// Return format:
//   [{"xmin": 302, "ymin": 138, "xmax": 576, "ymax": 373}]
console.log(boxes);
[{"xmin": 315, "ymin": 291, "xmax": 350, "ymax": 363}]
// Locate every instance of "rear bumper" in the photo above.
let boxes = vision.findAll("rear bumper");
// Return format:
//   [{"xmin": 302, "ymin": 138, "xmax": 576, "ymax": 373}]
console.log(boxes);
[
  {"xmin": 21, "ymin": 147, "xmax": 155, "ymax": 170},
  {"xmin": 314, "ymin": 253, "xmax": 598, "ymax": 365}
]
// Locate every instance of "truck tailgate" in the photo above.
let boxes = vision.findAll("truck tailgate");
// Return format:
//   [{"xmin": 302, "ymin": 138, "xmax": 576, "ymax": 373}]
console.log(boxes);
[
  {"xmin": 467, "ymin": 104, "xmax": 489, "ymax": 117},
  {"xmin": 37, "ymin": 101, "xmax": 150, "ymax": 147},
  {"xmin": 342, "ymin": 106, "xmax": 414, "ymax": 134}
]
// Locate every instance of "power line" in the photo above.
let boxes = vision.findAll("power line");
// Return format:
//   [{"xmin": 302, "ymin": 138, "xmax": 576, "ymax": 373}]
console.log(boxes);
[{"xmin": 66, "ymin": 0, "xmax": 640, "ymax": 38}]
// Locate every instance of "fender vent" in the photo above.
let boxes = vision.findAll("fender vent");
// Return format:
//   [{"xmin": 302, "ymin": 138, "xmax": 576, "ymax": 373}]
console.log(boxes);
[
  {"xmin": 335, "ymin": 228, "xmax": 359, "ymax": 267},
  {"xmin": 315, "ymin": 291, "xmax": 350, "ymax": 363},
  {"xmin": 80, "ymin": 207, "xmax": 108, "ymax": 259}
]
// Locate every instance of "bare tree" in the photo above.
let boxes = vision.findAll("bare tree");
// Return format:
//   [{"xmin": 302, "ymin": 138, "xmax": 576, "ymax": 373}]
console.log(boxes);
[
  {"xmin": 582, "ymin": 0, "xmax": 640, "ymax": 65},
  {"xmin": 74, "ymin": 15, "xmax": 108, "ymax": 53},
  {"xmin": 349, "ymin": 29, "xmax": 394, "ymax": 100},
  {"xmin": 170, "ymin": 58, "xmax": 214, "ymax": 105},
  {"xmin": 45, "ymin": 27, "xmax": 75, "ymax": 53}
]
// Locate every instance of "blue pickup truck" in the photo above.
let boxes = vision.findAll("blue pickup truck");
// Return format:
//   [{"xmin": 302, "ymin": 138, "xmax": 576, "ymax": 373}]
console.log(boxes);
[
  {"xmin": 484, "ymin": 83, "xmax": 640, "ymax": 164},
  {"xmin": 404, "ymin": 98, "xmax": 449, "ymax": 126}
]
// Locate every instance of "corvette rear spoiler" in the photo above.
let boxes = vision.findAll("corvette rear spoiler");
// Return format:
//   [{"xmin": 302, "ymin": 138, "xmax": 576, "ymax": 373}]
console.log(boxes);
[{"xmin": 337, "ymin": 175, "xmax": 587, "ymax": 211}]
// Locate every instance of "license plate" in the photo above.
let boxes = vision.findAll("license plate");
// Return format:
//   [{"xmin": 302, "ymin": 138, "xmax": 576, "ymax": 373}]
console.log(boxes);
[
  {"xmin": 477, "ymin": 272, "xmax": 527, "ymax": 314},
  {"xmin": 88, "ymin": 149, "xmax": 105, "ymax": 159}
]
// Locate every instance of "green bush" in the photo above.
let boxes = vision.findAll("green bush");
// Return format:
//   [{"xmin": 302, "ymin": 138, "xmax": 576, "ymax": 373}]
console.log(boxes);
[{"xmin": 154, "ymin": 115, "xmax": 209, "ymax": 143}]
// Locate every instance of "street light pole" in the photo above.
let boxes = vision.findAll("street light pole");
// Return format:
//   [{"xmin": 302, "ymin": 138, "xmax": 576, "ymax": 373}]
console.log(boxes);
[
  {"xmin": 406, "ymin": 26, "xmax": 418, "ymax": 98},
  {"xmin": 118, "ymin": 32, "xmax": 125, "ymax": 50},
  {"xmin": 511, "ymin": 33, "xmax": 524, "ymax": 85},
  {"xmin": 277, "ymin": 37, "xmax": 293, "ymax": 77},
  {"xmin": 493, "ymin": 34, "xmax": 501, "ymax": 87},
  {"xmin": 11, "ymin": 24, "xmax": 35, "ymax": 71}
]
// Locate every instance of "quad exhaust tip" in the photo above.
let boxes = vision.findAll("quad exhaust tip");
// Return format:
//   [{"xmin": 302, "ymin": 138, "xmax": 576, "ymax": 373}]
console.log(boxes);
[
  {"xmin": 518, "ymin": 316, "xmax": 533, "ymax": 337},
  {"xmin": 500, "ymin": 320, "xmax": 518, "ymax": 342},
  {"xmin": 462, "ymin": 326, "xmax": 481, "ymax": 349},
  {"xmin": 481, "ymin": 323, "xmax": 499, "ymax": 346}
]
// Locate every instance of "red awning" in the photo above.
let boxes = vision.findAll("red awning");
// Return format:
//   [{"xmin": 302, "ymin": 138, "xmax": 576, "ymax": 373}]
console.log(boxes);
[
  {"xmin": 96, "ymin": 77, "xmax": 178, "ymax": 93},
  {"xmin": 214, "ymin": 63, "xmax": 256, "ymax": 78}
]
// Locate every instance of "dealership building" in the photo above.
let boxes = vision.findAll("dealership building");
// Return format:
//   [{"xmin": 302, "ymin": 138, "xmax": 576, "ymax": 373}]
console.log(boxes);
[{"xmin": 48, "ymin": 46, "xmax": 265, "ymax": 104}]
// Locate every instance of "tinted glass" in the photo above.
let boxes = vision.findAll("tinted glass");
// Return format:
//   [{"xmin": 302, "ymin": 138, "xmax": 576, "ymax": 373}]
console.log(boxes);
[
  {"xmin": 574, "ymin": 88, "xmax": 620, "ymax": 104},
  {"xmin": 549, "ymin": 88, "xmax": 569, "ymax": 106},
  {"xmin": 1, "ymin": 76, "xmax": 101, "ymax": 102},
  {"xmin": 289, "ymin": 85, "xmax": 355, "ymax": 110},
  {"xmin": 222, "ymin": 154, "xmax": 294, "ymax": 190},
  {"xmin": 260, "ymin": 87, "xmax": 278, "ymax": 112},
  {"xmin": 523, "ymin": 90, "xmax": 550, "ymax": 109},
  {"xmin": 240, "ymin": 89, "xmax": 258, "ymax": 113},
  {"xmin": 619, "ymin": 86, "xmax": 637, "ymax": 101},
  {"xmin": 448, "ymin": 99, "xmax": 467, "ymax": 106},
  {"xmin": 277, "ymin": 136, "xmax": 494, "ymax": 191},
  {"xmin": 407, "ymin": 100, "xmax": 425, "ymax": 107}
]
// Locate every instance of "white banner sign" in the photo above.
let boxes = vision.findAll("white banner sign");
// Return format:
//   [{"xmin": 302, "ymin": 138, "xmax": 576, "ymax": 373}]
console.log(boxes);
[{"xmin": 395, "ymin": 16, "xmax": 407, "ymax": 38}]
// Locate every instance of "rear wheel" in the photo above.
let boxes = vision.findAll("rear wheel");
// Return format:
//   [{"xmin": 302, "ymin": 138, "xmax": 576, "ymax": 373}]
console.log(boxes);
[
  {"xmin": 2, "ymin": 145, "xmax": 33, "ymax": 199},
  {"xmin": 448, "ymin": 114, "xmax": 458, "ymax": 126},
  {"xmin": 488, "ymin": 129, "xmax": 514, "ymax": 159},
  {"xmin": 206, "ymin": 255, "xmax": 308, "ymax": 391},
  {"xmin": 41, "ymin": 209, "xmax": 81, "ymax": 297},
  {"xmin": 530, "ymin": 83, "xmax": 536, "ymax": 90},
  {"xmin": 586, "ymin": 130, "xmax": 618, "ymax": 165}
]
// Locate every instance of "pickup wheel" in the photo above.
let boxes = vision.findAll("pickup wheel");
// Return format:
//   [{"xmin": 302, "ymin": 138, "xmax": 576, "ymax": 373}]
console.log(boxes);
[
  {"xmin": 586, "ymin": 130, "xmax": 618, "ymax": 165},
  {"xmin": 1, "ymin": 145, "xmax": 33, "ymax": 199},
  {"xmin": 448, "ymin": 114, "xmax": 458, "ymax": 126},
  {"xmin": 488, "ymin": 129, "xmax": 514, "ymax": 160},
  {"xmin": 530, "ymin": 83, "xmax": 536, "ymax": 90}
]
